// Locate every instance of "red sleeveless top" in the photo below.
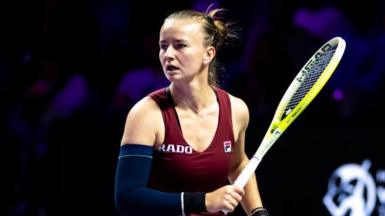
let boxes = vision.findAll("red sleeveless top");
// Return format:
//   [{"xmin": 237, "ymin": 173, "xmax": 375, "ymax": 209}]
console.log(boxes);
[{"xmin": 147, "ymin": 87, "xmax": 235, "ymax": 195}]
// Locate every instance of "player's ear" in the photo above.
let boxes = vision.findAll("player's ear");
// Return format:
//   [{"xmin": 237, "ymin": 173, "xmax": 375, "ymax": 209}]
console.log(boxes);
[{"xmin": 203, "ymin": 46, "xmax": 216, "ymax": 65}]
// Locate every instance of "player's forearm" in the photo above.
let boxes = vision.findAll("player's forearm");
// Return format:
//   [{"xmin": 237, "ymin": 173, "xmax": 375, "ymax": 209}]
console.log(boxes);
[{"xmin": 114, "ymin": 144, "xmax": 206, "ymax": 215}]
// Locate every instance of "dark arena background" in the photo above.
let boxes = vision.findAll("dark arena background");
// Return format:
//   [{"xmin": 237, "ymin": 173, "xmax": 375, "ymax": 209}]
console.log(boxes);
[{"xmin": 1, "ymin": 0, "xmax": 385, "ymax": 215}]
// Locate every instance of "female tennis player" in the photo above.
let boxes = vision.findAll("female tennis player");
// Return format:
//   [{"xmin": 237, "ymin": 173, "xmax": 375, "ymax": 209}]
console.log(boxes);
[{"xmin": 114, "ymin": 6, "xmax": 269, "ymax": 216}]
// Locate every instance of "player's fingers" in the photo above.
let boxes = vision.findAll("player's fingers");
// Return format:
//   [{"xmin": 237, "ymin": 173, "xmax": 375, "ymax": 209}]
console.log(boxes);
[
  {"xmin": 224, "ymin": 193, "xmax": 238, "ymax": 207},
  {"xmin": 224, "ymin": 185, "xmax": 243, "ymax": 204},
  {"xmin": 223, "ymin": 199, "xmax": 236, "ymax": 213},
  {"xmin": 232, "ymin": 185, "xmax": 245, "ymax": 196},
  {"xmin": 223, "ymin": 190, "xmax": 243, "ymax": 212},
  {"xmin": 227, "ymin": 191, "xmax": 242, "ymax": 205}
]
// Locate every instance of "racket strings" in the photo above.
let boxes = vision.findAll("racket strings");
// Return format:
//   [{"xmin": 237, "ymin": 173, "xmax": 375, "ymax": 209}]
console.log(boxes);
[{"xmin": 284, "ymin": 48, "xmax": 336, "ymax": 116}]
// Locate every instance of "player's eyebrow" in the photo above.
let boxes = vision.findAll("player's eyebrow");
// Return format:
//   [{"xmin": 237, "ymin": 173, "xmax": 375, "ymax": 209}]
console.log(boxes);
[{"xmin": 159, "ymin": 38, "xmax": 188, "ymax": 44}]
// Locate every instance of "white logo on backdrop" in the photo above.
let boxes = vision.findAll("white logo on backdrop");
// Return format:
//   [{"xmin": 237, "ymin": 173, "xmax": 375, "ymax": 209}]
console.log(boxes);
[{"xmin": 323, "ymin": 160, "xmax": 377, "ymax": 216}]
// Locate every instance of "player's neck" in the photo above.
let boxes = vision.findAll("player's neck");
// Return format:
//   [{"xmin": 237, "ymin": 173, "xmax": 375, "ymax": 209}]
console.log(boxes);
[{"xmin": 169, "ymin": 83, "xmax": 216, "ymax": 114}]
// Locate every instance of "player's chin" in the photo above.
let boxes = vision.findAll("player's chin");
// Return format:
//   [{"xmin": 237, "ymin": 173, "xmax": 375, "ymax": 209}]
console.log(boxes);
[{"xmin": 165, "ymin": 71, "xmax": 182, "ymax": 81}]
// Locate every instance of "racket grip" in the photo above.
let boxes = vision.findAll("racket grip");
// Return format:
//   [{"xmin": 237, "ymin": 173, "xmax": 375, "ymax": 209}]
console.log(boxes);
[
  {"xmin": 233, "ymin": 156, "xmax": 261, "ymax": 188},
  {"xmin": 221, "ymin": 157, "xmax": 261, "ymax": 215}
]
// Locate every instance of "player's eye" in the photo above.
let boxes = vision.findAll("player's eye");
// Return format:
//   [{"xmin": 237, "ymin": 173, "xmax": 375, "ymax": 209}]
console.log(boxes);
[
  {"xmin": 159, "ymin": 43, "xmax": 168, "ymax": 50},
  {"xmin": 175, "ymin": 43, "xmax": 187, "ymax": 49}
]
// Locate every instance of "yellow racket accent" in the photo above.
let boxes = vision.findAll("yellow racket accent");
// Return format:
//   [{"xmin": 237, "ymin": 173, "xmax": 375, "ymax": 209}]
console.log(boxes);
[{"xmin": 233, "ymin": 36, "xmax": 346, "ymax": 188}]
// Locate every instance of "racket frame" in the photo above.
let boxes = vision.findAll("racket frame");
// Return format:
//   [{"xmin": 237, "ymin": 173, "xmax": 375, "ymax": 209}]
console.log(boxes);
[{"xmin": 233, "ymin": 36, "xmax": 346, "ymax": 188}]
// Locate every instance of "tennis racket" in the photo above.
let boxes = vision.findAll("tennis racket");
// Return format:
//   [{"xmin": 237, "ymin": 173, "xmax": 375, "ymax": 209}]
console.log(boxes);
[{"xmin": 233, "ymin": 36, "xmax": 346, "ymax": 191}]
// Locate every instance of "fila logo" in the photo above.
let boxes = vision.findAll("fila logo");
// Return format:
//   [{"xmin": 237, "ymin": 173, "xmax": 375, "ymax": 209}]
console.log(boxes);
[
  {"xmin": 158, "ymin": 144, "xmax": 192, "ymax": 154},
  {"xmin": 224, "ymin": 141, "xmax": 232, "ymax": 153}
]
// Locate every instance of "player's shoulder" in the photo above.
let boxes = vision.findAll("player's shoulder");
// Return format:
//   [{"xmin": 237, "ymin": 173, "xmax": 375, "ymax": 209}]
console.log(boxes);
[
  {"xmin": 121, "ymin": 95, "xmax": 163, "ymax": 145},
  {"xmin": 225, "ymin": 92, "xmax": 248, "ymax": 114},
  {"xmin": 127, "ymin": 95, "xmax": 161, "ymax": 120},
  {"xmin": 214, "ymin": 87, "xmax": 248, "ymax": 113},
  {"xmin": 128, "ymin": 87, "xmax": 166, "ymax": 114},
  {"xmin": 219, "ymin": 91, "xmax": 249, "ymax": 133},
  {"xmin": 215, "ymin": 87, "xmax": 246, "ymax": 107},
  {"xmin": 223, "ymin": 91, "xmax": 249, "ymax": 125}
]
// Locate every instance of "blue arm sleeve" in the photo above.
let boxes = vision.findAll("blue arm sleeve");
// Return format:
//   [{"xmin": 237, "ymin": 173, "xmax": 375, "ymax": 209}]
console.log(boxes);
[{"xmin": 114, "ymin": 144, "xmax": 181, "ymax": 216}]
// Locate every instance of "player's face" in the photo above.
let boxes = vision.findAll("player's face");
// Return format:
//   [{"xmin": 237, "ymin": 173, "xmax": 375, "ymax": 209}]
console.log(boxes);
[{"xmin": 159, "ymin": 18, "xmax": 213, "ymax": 83}]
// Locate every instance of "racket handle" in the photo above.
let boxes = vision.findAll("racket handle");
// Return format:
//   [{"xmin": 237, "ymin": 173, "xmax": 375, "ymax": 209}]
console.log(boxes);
[
  {"xmin": 234, "ymin": 156, "xmax": 261, "ymax": 188},
  {"xmin": 221, "ymin": 157, "xmax": 261, "ymax": 215}
]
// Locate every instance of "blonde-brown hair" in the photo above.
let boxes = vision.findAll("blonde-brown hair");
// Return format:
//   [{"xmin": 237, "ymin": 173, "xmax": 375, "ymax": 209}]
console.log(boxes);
[{"xmin": 164, "ymin": 5, "xmax": 239, "ymax": 86}]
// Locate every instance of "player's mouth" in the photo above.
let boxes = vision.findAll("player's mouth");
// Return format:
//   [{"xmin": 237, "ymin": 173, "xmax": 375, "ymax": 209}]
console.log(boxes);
[{"xmin": 165, "ymin": 65, "xmax": 179, "ymax": 72}]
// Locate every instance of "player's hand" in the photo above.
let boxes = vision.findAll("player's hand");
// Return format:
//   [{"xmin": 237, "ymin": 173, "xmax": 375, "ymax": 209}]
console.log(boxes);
[{"xmin": 205, "ymin": 185, "xmax": 244, "ymax": 213}]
